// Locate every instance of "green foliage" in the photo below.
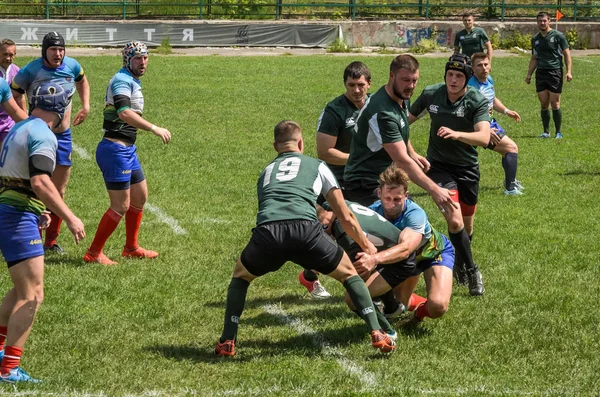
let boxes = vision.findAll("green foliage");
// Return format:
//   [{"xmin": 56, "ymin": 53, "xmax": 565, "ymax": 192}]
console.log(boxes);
[
  {"xmin": 498, "ymin": 30, "xmax": 532, "ymax": 50},
  {"xmin": 565, "ymin": 27, "xmax": 589, "ymax": 50},
  {"xmin": 373, "ymin": 44, "xmax": 399, "ymax": 54},
  {"xmin": 408, "ymin": 38, "xmax": 439, "ymax": 54},
  {"xmin": 5, "ymin": 54, "xmax": 600, "ymax": 396},
  {"xmin": 152, "ymin": 37, "xmax": 173, "ymax": 55},
  {"xmin": 326, "ymin": 37, "xmax": 352, "ymax": 53},
  {"xmin": 489, "ymin": 31, "xmax": 501, "ymax": 50}
]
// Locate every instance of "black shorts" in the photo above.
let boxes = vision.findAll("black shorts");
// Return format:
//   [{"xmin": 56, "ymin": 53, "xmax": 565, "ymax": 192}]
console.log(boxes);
[
  {"xmin": 377, "ymin": 252, "xmax": 418, "ymax": 289},
  {"xmin": 536, "ymin": 68, "xmax": 563, "ymax": 94},
  {"xmin": 344, "ymin": 179, "xmax": 379, "ymax": 207},
  {"xmin": 240, "ymin": 220, "xmax": 344, "ymax": 277},
  {"xmin": 427, "ymin": 161, "xmax": 480, "ymax": 206}
]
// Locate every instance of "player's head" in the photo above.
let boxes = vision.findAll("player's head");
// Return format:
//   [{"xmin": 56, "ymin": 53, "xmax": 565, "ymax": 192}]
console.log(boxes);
[
  {"xmin": 0, "ymin": 38, "xmax": 16, "ymax": 70},
  {"xmin": 388, "ymin": 54, "xmax": 420, "ymax": 101},
  {"xmin": 343, "ymin": 61, "xmax": 371, "ymax": 106},
  {"xmin": 123, "ymin": 41, "xmax": 149, "ymax": 77},
  {"xmin": 273, "ymin": 120, "xmax": 303, "ymax": 153},
  {"xmin": 536, "ymin": 11, "xmax": 551, "ymax": 31},
  {"xmin": 471, "ymin": 52, "xmax": 491, "ymax": 81},
  {"xmin": 30, "ymin": 82, "xmax": 68, "ymax": 128},
  {"xmin": 42, "ymin": 32, "xmax": 65, "ymax": 68},
  {"xmin": 462, "ymin": 12, "xmax": 475, "ymax": 29},
  {"xmin": 377, "ymin": 163, "xmax": 410, "ymax": 220},
  {"xmin": 445, "ymin": 53, "xmax": 472, "ymax": 92}
]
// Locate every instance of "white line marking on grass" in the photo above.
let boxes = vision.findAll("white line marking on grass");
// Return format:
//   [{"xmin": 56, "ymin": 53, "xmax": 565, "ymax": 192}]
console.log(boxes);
[
  {"xmin": 72, "ymin": 143, "xmax": 91, "ymax": 160},
  {"xmin": 574, "ymin": 57, "xmax": 593, "ymax": 63},
  {"xmin": 192, "ymin": 217, "xmax": 232, "ymax": 224},
  {"xmin": 262, "ymin": 304, "xmax": 376, "ymax": 387},
  {"xmin": 145, "ymin": 203, "xmax": 188, "ymax": 235}
]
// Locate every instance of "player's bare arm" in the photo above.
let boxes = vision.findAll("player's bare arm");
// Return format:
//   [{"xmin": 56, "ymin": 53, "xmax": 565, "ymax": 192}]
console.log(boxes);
[
  {"xmin": 118, "ymin": 108, "xmax": 171, "ymax": 144},
  {"xmin": 326, "ymin": 187, "xmax": 377, "ymax": 255},
  {"xmin": 485, "ymin": 41, "xmax": 493, "ymax": 63},
  {"xmin": 563, "ymin": 48, "xmax": 573, "ymax": 81},
  {"xmin": 383, "ymin": 141, "xmax": 457, "ymax": 213},
  {"xmin": 437, "ymin": 121, "xmax": 490, "ymax": 147},
  {"xmin": 1, "ymin": 96, "xmax": 27, "ymax": 123},
  {"xmin": 353, "ymin": 228, "xmax": 422, "ymax": 275},
  {"xmin": 316, "ymin": 132, "xmax": 348, "ymax": 165},
  {"xmin": 31, "ymin": 174, "xmax": 85, "ymax": 244},
  {"xmin": 73, "ymin": 75, "xmax": 90, "ymax": 126},
  {"xmin": 525, "ymin": 55, "xmax": 537, "ymax": 84},
  {"xmin": 493, "ymin": 97, "xmax": 521, "ymax": 122}
]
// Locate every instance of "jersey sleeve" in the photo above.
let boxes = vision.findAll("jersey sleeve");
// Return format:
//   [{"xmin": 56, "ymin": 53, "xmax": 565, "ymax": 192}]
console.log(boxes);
[
  {"xmin": 467, "ymin": 76, "xmax": 478, "ymax": 89},
  {"xmin": 111, "ymin": 77, "xmax": 133, "ymax": 113},
  {"xmin": 401, "ymin": 206, "xmax": 428, "ymax": 235},
  {"xmin": 376, "ymin": 111, "xmax": 404, "ymax": 144},
  {"xmin": 558, "ymin": 33, "xmax": 570, "ymax": 50},
  {"xmin": 28, "ymin": 122, "xmax": 58, "ymax": 174},
  {"xmin": 453, "ymin": 31, "xmax": 461, "ymax": 47},
  {"xmin": 473, "ymin": 95, "xmax": 491, "ymax": 124},
  {"xmin": 316, "ymin": 161, "xmax": 340, "ymax": 197},
  {"xmin": 480, "ymin": 28, "xmax": 490, "ymax": 43},
  {"xmin": 0, "ymin": 79, "xmax": 12, "ymax": 103},
  {"xmin": 409, "ymin": 90, "xmax": 429, "ymax": 117},
  {"xmin": 317, "ymin": 106, "xmax": 343, "ymax": 137},
  {"xmin": 10, "ymin": 65, "xmax": 32, "ymax": 93}
]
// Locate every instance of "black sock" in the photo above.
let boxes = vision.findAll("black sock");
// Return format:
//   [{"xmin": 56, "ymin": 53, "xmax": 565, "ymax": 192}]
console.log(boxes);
[
  {"xmin": 541, "ymin": 109, "xmax": 551, "ymax": 133},
  {"xmin": 449, "ymin": 228, "xmax": 475, "ymax": 269},
  {"xmin": 344, "ymin": 275, "xmax": 380, "ymax": 331},
  {"xmin": 303, "ymin": 269, "xmax": 318, "ymax": 282},
  {"xmin": 502, "ymin": 153, "xmax": 519, "ymax": 190},
  {"xmin": 380, "ymin": 289, "xmax": 400, "ymax": 314},
  {"xmin": 552, "ymin": 108, "xmax": 562, "ymax": 133},
  {"xmin": 220, "ymin": 277, "xmax": 250, "ymax": 342}
]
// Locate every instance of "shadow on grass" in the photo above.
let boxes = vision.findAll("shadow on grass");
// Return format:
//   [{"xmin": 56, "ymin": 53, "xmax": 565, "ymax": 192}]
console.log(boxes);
[
  {"xmin": 203, "ymin": 293, "xmax": 345, "ymax": 310},
  {"xmin": 44, "ymin": 255, "xmax": 89, "ymax": 267},
  {"xmin": 145, "ymin": 323, "xmax": 373, "ymax": 364}
]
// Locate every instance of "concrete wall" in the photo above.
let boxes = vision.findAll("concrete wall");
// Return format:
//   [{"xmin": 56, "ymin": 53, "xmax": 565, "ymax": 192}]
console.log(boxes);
[{"xmin": 339, "ymin": 21, "xmax": 600, "ymax": 49}]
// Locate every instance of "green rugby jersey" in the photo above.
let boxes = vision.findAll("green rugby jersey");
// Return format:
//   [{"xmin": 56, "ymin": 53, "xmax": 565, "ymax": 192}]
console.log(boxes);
[
  {"xmin": 256, "ymin": 152, "xmax": 338, "ymax": 226},
  {"xmin": 453, "ymin": 27, "xmax": 490, "ymax": 57},
  {"xmin": 410, "ymin": 83, "xmax": 489, "ymax": 167},
  {"xmin": 330, "ymin": 200, "xmax": 401, "ymax": 253},
  {"xmin": 317, "ymin": 94, "xmax": 361, "ymax": 183},
  {"xmin": 532, "ymin": 30, "xmax": 569, "ymax": 70},
  {"xmin": 344, "ymin": 86, "xmax": 409, "ymax": 184}
]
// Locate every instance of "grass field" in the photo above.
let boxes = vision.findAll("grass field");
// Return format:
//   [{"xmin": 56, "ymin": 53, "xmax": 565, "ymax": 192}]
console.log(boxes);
[{"xmin": 0, "ymin": 53, "xmax": 599, "ymax": 396}]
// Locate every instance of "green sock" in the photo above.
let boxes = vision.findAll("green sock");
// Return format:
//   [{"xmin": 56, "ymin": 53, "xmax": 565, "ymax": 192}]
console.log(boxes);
[
  {"xmin": 344, "ymin": 275, "xmax": 380, "ymax": 331},
  {"xmin": 375, "ymin": 309, "xmax": 395, "ymax": 334},
  {"xmin": 552, "ymin": 108, "xmax": 562, "ymax": 133},
  {"xmin": 220, "ymin": 277, "xmax": 250, "ymax": 342},
  {"xmin": 541, "ymin": 109, "xmax": 551, "ymax": 133}
]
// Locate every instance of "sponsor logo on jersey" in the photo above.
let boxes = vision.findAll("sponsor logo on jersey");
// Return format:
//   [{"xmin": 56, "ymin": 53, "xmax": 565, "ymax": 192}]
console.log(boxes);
[
  {"xmin": 460, "ymin": 36, "xmax": 465, "ymax": 41},
  {"xmin": 122, "ymin": 169, "xmax": 132, "ymax": 174},
  {"xmin": 345, "ymin": 117, "xmax": 356, "ymax": 128},
  {"xmin": 456, "ymin": 105, "xmax": 465, "ymax": 118},
  {"xmin": 534, "ymin": 40, "xmax": 540, "ymax": 47},
  {"xmin": 429, "ymin": 104, "xmax": 438, "ymax": 113},
  {"xmin": 550, "ymin": 37, "xmax": 555, "ymax": 43},
  {"xmin": 29, "ymin": 239, "xmax": 42, "ymax": 245}
]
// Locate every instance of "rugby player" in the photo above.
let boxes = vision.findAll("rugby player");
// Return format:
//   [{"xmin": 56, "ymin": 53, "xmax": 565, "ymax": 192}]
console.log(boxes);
[
  {"xmin": 0, "ymin": 39, "xmax": 26, "ymax": 143},
  {"xmin": 454, "ymin": 12, "xmax": 493, "ymax": 62}
]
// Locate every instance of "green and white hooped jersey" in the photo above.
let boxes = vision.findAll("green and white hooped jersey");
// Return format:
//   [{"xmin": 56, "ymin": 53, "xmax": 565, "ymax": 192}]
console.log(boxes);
[
  {"xmin": 532, "ymin": 30, "xmax": 569, "ymax": 70},
  {"xmin": 344, "ymin": 86, "xmax": 410, "ymax": 184},
  {"xmin": 256, "ymin": 152, "xmax": 339, "ymax": 226},
  {"xmin": 410, "ymin": 83, "xmax": 489, "ymax": 167},
  {"xmin": 331, "ymin": 200, "xmax": 401, "ymax": 253}
]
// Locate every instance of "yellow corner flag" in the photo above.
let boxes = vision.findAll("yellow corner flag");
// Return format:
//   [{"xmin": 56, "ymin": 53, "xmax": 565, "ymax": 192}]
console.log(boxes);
[{"xmin": 556, "ymin": 9, "xmax": 564, "ymax": 21}]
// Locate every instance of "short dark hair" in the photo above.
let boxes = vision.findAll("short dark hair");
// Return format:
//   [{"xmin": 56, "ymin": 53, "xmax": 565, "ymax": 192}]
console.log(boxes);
[
  {"xmin": 390, "ymin": 54, "xmax": 419, "ymax": 74},
  {"xmin": 537, "ymin": 11, "xmax": 550, "ymax": 20},
  {"xmin": 274, "ymin": 120, "xmax": 302, "ymax": 145},
  {"xmin": 462, "ymin": 12, "xmax": 474, "ymax": 18},
  {"xmin": 470, "ymin": 52, "xmax": 489, "ymax": 65},
  {"xmin": 0, "ymin": 39, "xmax": 15, "ymax": 47},
  {"xmin": 343, "ymin": 61, "xmax": 371, "ymax": 83}
]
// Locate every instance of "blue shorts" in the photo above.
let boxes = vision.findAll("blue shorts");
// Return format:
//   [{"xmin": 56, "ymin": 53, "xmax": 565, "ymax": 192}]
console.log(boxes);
[
  {"xmin": 486, "ymin": 119, "xmax": 507, "ymax": 150},
  {"xmin": 56, "ymin": 128, "xmax": 73, "ymax": 166},
  {"xmin": 0, "ymin": 204, "xmax": 44, "ymax": 266},
  {"xmin": 96, "ymin": 138, "xmax": 144, "ymax": 188},
  {"xmin": 415, "ymin": 235, "xmax": 455, "ymax": 274}
]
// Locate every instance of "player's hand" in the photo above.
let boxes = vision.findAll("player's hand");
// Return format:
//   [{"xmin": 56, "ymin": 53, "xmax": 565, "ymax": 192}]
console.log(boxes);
[
  {"xmin": 411, "ymin": 153, "xmax": 431, "ymax": 172},
  {"xmin": 151, "ymin": 125, "xmax": 171, "ymax": 144},
  {"xmin": 566, "ymin": 72, "xmax": 573, "ymax": 82},
  {"xmin": 73, "ymin": 107, "xmax": 90, "ymax": 126},
  {"xmin": 489, "ymin": 130, "xmax": 502, "ymax": 145},
  {"xmin": 507, "ymin": 110, "xmax": 521, "ymax": 122},
  {"xmin": 353, "ymin": 252, "xmax": 377, "ymax": 278},
  {"xmin": 431, "ymin": 186, "xmax": 458, "ymax": 214},
  {"xmin": 38, "ymin": 211, "xmax": 51, "ymax": 230},
  {"xmin": 363, "ymin": 240, "xmax": 377, "ymax": 256},
  {"xmin": 66, "ymin": 216, "xmax": 85, "ymax": 245},
  {"xmin": 437, "ymin": 126, "xmax": 461, "ymax": 140},
  {"xmin": 525, "ymin": 76, "xmax": 531, "ymax": 84}
]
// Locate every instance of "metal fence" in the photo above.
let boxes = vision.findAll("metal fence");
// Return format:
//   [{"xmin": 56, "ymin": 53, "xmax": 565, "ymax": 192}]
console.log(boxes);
[{"xmin": 1, "ymin": 0, "xmax": 599, "ymax": 20}]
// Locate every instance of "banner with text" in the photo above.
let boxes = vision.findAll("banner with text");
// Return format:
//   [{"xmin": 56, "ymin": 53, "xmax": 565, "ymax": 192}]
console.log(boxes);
[{"xmin": 0, "ymin": 21, "xmax": 338, "ymax": 48}]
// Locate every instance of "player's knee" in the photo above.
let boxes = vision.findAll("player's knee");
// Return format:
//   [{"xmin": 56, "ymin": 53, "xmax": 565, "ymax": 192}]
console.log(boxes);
[
  {"xmin": 446, "ymin": 216, "xmax": 463, "ymax": 233},
  {"xmin": 427, "ymin": 299, "xmax": 448, "ymax": 319},
  {"xmin": 551, "ymin": 103, "xmax": 560, "ymax": 110},
  {"xmin": 111, "ymin": 201, "xmax": 129, "ymax": 215}
]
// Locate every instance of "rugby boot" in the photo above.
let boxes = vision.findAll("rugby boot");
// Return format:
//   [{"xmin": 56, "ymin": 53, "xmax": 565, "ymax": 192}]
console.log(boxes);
[
  {"xmin": 467, "ymin": 265, "xmax": 485, "ymax": 296},
  {"xmin": 215, "ymin": 339, "xmax": 235, "ymax": 357},
  {"xmin": 0, "ymin": 367, "xmax": 41, "ymax": 383},
  {"xmin": 122, "ymin": 246, "xmax": 159, "ymax": 259},
  {"xmin": 371, "ymin": 330, "xmax": 396, "ymax": 353},
  {"xmin": 83, "ymin": 251, "xmax": 118, "ymax": 266},
  {"xmin": 298, "ymin": 271, "xmax": 331, "ymax": 299},
  {"xmin": 44, "ymin": 243, "xmax": 65, "ymax": 254}
]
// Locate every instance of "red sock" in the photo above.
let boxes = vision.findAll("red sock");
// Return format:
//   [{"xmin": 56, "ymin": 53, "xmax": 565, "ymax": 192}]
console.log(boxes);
[
  {"xmin": 125, "ymin": 206, "xmax": 144, "ymax": 250},
  {"xmin": 407, "ymin": 293, "xmax": 427, "ymax": 311},
  {"xmin": 0, "ymin": 346, "xmax": 23, "ymax": 374},
  {"xmin": 44, "ymin": 213, "xmax": 62, "ymax": 247},
  {"xmin": 415, "ymin": 301, "xmax": 431, "ymax": 321},
  {"xmin": 88, "ymin": 209, "xmax": 123, "ymax": 255},
  {"xmin": 0, "ymin": 326, "xmax": 7, "ymax": 351}
]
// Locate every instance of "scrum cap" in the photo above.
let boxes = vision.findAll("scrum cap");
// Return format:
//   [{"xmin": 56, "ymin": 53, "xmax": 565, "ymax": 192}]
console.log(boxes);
[
  {"xmin": 445, "ymin": 54, "xmax": 473, "ymax": 87},
  {"xmin": 31, "ymin": 82, "xmax": 68, "ymax": 121},
  {"xmin": 42, "ymin": 32, "xmax": 65, "ymax": 64},
  {"xmin": 122, "ymin": 41, "xmax": 148, "ymax": 71}
]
